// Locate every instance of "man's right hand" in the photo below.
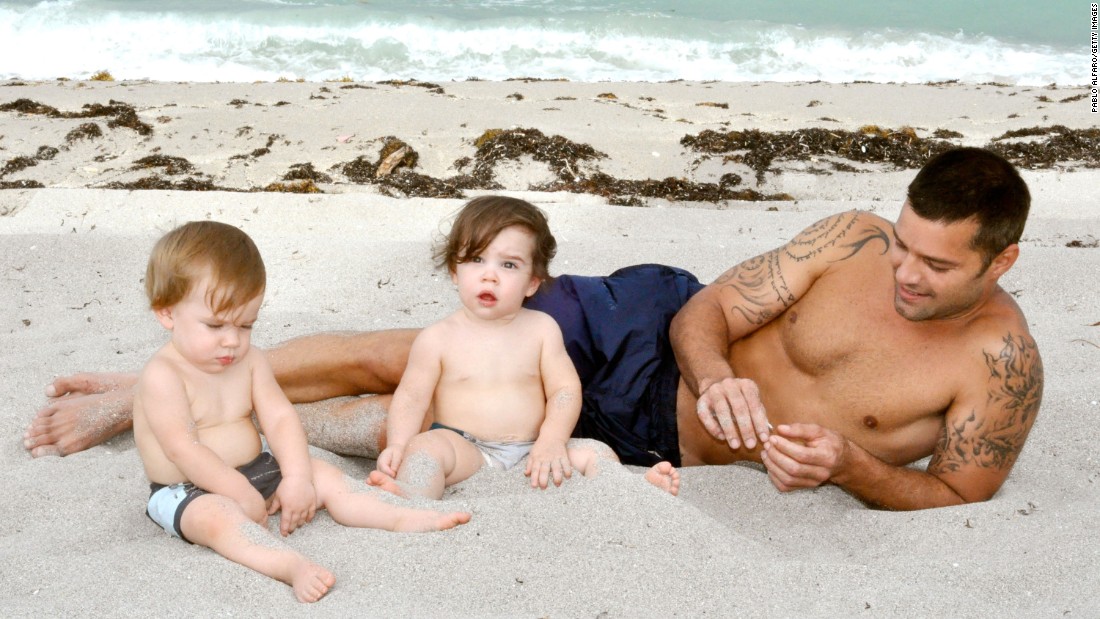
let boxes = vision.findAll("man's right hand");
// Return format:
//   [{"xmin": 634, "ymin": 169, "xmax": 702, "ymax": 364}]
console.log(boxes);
[{"xmin": 695, "ymin": 377, "xmax": 770, "ymax": 450}]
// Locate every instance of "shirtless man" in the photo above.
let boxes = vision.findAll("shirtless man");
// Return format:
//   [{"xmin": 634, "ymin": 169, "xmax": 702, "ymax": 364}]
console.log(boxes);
[{"xmin": 24, "ymin": 148, "xmax": 1042, "ymax": 510}]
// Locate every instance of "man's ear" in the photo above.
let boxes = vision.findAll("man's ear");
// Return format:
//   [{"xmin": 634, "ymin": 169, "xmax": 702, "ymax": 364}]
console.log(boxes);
[
  {"xmin": 987, "ymin": 244, "xmax": 1019, "ymax": 279},
  {"xmin": 154, "ymin": 306, "xmax": 174, "ymax": 330}
]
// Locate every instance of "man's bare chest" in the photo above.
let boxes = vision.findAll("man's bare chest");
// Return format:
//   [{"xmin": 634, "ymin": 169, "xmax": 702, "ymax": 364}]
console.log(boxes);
[{"xmin": 770, "ymin": 263, "xmax": 962, "ymax": 421}]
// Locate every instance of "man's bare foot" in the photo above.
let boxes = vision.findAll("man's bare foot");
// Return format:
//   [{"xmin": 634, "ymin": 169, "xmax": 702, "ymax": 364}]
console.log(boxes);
[
  {"xmin": 644, "ymin": 461, "xmax": 681, "ymax": 496},
  {"xmin": 366, "ymin": 470, "xmax": 407, "ymax": 497},
  {"xmin": 24, "ymin": 372, "xmax": 138, "ymax": 457},
  {"xmin": 393, "ymin": 509, "xmax": 471, "ymax": 533},
  {"xmin": 290, "ymin": 559, "xmax": 336, "ymax": 603}
]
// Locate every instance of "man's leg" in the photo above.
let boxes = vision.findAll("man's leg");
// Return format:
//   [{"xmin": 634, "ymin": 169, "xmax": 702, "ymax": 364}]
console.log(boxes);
[
  {"xmin": 24, "ymin": 329, "xmax": 420, "ymax": 457},
  {"xmin": 266, "ymin": 329, "xmax": 418, "ymax": 402}
]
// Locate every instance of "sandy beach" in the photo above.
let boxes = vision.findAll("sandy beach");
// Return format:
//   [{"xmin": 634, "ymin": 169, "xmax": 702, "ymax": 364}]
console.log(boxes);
[{"xmin": 1, "ymin": 78, "xmax": 1098, "ymax": 617}]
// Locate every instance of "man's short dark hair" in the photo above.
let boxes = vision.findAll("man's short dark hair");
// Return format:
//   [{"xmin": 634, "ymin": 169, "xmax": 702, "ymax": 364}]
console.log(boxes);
[{"xmin": 907, "ymin": 147, "xmax": 1030, "ymax": 270}]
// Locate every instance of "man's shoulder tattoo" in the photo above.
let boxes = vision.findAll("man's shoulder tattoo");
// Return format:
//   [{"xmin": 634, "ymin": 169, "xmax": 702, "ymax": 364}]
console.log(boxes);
[
  {"xmin": 784, "ymin": 211, "xmax": 891, "ymax": 263},
  {"xmin": 929, "ymin": 333, "xmax": 1044, "ymax": 475}
]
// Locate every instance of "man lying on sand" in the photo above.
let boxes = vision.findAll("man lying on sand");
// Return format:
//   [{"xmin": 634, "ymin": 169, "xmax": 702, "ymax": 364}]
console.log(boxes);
[{"xmin": 25, "ymin": 147, "xmax": 1043, "ymax": 511}]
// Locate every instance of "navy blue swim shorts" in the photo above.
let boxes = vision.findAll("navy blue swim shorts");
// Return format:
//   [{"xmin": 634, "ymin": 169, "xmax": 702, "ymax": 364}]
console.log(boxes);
[{"xmin": 524, "ymin": 264, "xmax": 703, "ymax": 467}]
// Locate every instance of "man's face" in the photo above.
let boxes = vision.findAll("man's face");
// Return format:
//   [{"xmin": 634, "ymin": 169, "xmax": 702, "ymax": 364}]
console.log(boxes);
[{"xmin": 889, "ymin": 202, "xmax": 997, "ymax": 322}]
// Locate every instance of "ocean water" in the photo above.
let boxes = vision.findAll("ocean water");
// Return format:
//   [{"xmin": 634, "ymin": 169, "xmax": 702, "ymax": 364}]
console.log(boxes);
[{"xmin": 0, "ymin": 0, "xmax": 1088, "ymax": 85}]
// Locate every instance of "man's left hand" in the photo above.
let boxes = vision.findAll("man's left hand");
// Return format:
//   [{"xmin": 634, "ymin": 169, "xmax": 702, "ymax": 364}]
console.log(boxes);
[{"xmin": 760, "ymin": 423, "xmax": 849, "ymax": 491}]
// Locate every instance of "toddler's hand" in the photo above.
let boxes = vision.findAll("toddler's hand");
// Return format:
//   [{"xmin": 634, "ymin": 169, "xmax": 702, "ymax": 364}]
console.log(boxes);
[
  {"xmin": 377, "ymin": 444, "xmax": 405, "ymax": 477},
  {"xmin": 272, "ymin": 474, "xmax": 317, "ymax": 536},
  {"xmin": 525, "ymin": 438, "xmax": 572, "ymax": 489}
]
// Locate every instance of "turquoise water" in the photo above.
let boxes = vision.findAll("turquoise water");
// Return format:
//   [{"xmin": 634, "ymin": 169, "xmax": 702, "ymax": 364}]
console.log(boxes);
[{"xmin": 0, "ymin": 0, "xmax": 1088, "ymax": 84}]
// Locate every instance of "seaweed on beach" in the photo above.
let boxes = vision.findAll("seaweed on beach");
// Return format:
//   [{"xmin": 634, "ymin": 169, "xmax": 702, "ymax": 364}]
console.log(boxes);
[
  {"xmin": 339, "ymin": 155, "xmax": 380, "ymax": 183},
  {"xmin": 101, "ymin": 176, "xmax": 233, "ymax": 192},
  {"xmin": 681, "ymin": 126, "xmax": 955, "ymax": 184},
  {"xmin": 0, "ymin": 99, "xmax": 59, "ymax": 115},
  {"xmin": 378, "ymin": 79, "xmax": 446, "ymax": 95},
  {"xmin": 132, "ymin": 155, "xmax": 194, "ymax": 175},
  {"xmin": 376, "ymin": 137, "xmax": 418, "ymax": 176},
  {"xmin": 538, "ymin": 172, "xmax": 787, "ymax": 207},
  {"xmin": 65, "ymin": 123, "xmax": 103, "ymax": 143},
  {"xmin": 258, "ymin": 180, "xmax": 322, "ymax": 194},
  {"xmin": 337, "ymin": 138, "xmax": 482, "ymax": 198},
  {"xmin": 505, "ymin": 77, "xmax": 569, "ymax": 83},
  {"xmin": 1066, "ymin": 238, "xmax": 1099, "ymax": 248},
  {"xmin": 0, "ymin": 98, "xmax": 153, "ymax": 136},
  {"xmin": 0, "ymin": 179, "xmax": 43, "ymax": 189},
  {"xmin": 332, "ymin": 127, "xmax": 797, "ymax": 203},
  {"xmin": 988, "ymin": 125, "xmax": 1100, "ymax": 168},
  {"xmin": 230, "ymin": 134, "xmax": 281, "ymax": 160},
  {"xmin": 88, "ymin": 102, "xmax": 154, "ymax": 135},
  {"xmin": 377, "ymin": 171, "xmax": 483, "ymax": 199},
  {"xmin": 464, "ymin": 127, "xmax": 606, "ymax": 185},
  {"xmin": 282, "ymin": 162, "xmax": 332, "ymax": 183},
  {"xmin": 339, "ymin": 137, "xmax": 419, "ymax": 182},
  {"xmin": 0, "ymin": 156, "xmax": 37, "ymax": 178}
]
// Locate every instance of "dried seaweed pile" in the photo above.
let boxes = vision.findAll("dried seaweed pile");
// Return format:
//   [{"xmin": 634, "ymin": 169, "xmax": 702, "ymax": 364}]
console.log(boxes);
[
  {"xmin": 0, "ymin": 98, "xmax": 152, "ymax": 135},
  {"xmin": 682, "ymin": 126, "xmax": 956, "ymax": 184},
  {"xmin": 681, "ymin": 125, "xmax": 1100, "ymax": 185},
  {"xmin": 989, "ymin": 125, "xmax": 1100, "ymax": 168}
]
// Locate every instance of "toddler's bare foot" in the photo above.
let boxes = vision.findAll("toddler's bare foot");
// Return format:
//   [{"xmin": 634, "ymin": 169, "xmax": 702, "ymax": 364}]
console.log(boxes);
[
  {"xmin": 366, "ymin": 470, "xmax": 407, "ymax": 497},
  {"xmin": 24, "ymin": 372, "xmax": 138, "ymax": 457},
  {"xmin": 393, "ymin": 509, "xmax": 471, "ymax": 533},
  {"xmin": 290, "ymin": 560, "xmax": 336, "ymax": 603},
  {"xmin": 644, "ymin": 461, "xmax": 681, "ymax": 496}
]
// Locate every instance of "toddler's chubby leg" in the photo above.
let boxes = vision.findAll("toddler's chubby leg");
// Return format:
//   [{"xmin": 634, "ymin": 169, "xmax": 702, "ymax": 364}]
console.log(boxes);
[
  {"xmin": 312, "ymin": 459, "xmax": 470, "ymax": 531},
  {"xmin": 565, "ymin": 438, "xmax": 680, "ymax": 496},
  {"xmin": 367, "ymin": 428, "xmax": 484, "ymax": 500},
  {"xmin": 179, "ymin": 494, "xmax": 335, "ymax": 603}
]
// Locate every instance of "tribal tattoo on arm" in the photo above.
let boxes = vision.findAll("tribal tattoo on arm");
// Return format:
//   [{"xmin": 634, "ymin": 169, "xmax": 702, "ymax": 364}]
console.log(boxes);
[
  {"xmin": 714, "ymin": 211, "xmax": 892, "ymax": 325},
  {"xmin": 929, "ymin": 333, "xmax": 1044, "ymax": 475}
]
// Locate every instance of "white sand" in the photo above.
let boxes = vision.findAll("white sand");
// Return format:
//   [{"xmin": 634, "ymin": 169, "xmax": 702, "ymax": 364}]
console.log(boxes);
[{"xmin": 1, "ymin": 79, "xmax": 1098, "ymax": 617}]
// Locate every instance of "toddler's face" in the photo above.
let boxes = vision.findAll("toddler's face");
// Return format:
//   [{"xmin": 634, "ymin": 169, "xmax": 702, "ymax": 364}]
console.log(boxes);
[
  {"xmin": 156, "ymin": 276, "xmax": 263, "ymax": 373},
  {"xmin": 452, "ymin": 225, "xmax": 541, "ymax": 321}
]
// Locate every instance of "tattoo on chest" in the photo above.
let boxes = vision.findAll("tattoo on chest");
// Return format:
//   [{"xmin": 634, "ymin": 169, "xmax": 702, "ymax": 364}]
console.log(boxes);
[{"xmin": 929, "ymin": 334, "xmax": 1044, "ymax": 475}]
